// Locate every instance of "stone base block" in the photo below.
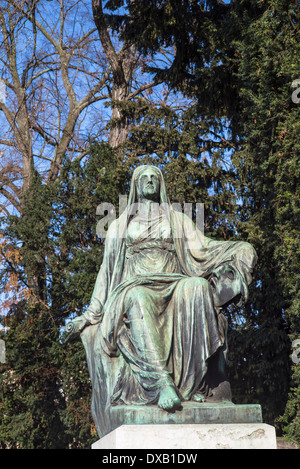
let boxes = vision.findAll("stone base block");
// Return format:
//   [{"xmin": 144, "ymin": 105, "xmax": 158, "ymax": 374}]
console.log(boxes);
[
  {"xmin": 92, "ymin": 423, "xmax": 277, "ymax": 450},
  {"xmin": 110, "ymin": 402, "xmax": 263, "ymax": 427}
]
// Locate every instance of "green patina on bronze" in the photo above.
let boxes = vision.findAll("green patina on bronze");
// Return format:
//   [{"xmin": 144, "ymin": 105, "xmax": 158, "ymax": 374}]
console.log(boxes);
[
  {"xmin": 110, "ymin": 402, "xmax": 263, "ymax": 428},
  {"xmin": 65, "ymin": 165, "xmax": 257, "ymax": 439}
]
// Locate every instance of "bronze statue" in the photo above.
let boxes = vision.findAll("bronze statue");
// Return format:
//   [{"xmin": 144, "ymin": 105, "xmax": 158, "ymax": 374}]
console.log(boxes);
[{"xmin": 65, "ymin": 165, "xmax": 257, "ymax": 439}]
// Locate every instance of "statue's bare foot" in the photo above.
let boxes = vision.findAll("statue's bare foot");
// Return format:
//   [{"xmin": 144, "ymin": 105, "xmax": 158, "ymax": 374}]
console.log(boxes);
[
  {"xmin": 192, "ymin": 392, "xmax": 206, "ymax": 403},
  {"xmin": 158, "ymin": 386, "xmax": 181, "ymax": 411}
]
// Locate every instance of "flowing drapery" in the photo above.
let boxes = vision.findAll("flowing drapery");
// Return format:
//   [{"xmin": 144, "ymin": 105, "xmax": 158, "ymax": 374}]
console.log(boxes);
[{"xmin": 80, "ymin": 166, "xmax": 257, "ymax": 438}]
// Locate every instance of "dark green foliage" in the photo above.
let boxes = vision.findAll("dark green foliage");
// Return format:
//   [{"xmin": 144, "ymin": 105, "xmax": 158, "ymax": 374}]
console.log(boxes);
[
  {"xmin": 0, "ymin": 305, "xmax": 67, "ymax": 449},
  {"xmin": 227, "ymin": 0, "xmax": 300, "ymax": 433},
  {"xmin": 110, "ymin": 1, "xmax": 231, "ymax": 98},
  {"xmin": 122, "ymin": 97, "xmax": 239, "ymax": 241}
]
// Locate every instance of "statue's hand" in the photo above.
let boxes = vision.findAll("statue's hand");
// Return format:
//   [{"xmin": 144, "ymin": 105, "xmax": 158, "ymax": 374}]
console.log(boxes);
[{"xmin": 63, "ymin": 315, "xmax": 89, "ymax": 344}]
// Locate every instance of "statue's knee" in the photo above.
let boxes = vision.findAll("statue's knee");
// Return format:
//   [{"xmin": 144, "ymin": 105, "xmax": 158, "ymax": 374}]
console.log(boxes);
[
  {"xmin": 125, "ymin": 286, "xmax": 147, "ymax": 321},
  {"xmin": 196, "ymin": 277, "xmax": 210, "ymax": 287},
  {"xmin": 181, "ymin": 276, "xmax": 210, "ymax": 291},
  {"xmin": 125, "ymin": 286, "xmax": 144, "ymax": 305}
]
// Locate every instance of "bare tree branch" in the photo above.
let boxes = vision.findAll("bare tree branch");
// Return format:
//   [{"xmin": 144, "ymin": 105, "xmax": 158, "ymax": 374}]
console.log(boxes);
[
  {"xmin": 127, "ymin": 80, "xmax": 163, "ymax": 101},
  {"xmin": 0, "ymin": 186, "xmax": 20, "ymax": 211}
]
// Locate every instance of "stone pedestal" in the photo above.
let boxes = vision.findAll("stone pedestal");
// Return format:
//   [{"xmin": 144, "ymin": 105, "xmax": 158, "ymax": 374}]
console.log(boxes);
[
  {"xmin": 92, "ymin": 402, "xmax": 277, "ymax": 449},
  {"xmin": 92, "ymin": 422, "xmax": 277, "ymax": 449},
  {"xmin": 110, "ymin": 401, "xmax": 263, "ymax": 427}
]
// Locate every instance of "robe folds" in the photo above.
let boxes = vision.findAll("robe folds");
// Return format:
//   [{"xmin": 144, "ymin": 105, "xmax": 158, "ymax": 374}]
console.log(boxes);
[{"xmin": 80, "ymin": 167, "xmax": 257, "ymax": 439}]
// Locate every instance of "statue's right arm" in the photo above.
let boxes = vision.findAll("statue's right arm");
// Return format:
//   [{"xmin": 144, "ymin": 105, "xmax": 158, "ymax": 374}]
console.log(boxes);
[
  {"xmin": 63, "ymin": 219, "xmax": 119, "ymax": 343},
  {"xmin": 82, "ymin": 263, "xmax": 107, "ymax": 325},
  {"xmin": 63, "ymin": 314, "xmax": 90, "ymax": 344},
  {"xmin": 63, "ymin": 261, "xmax": 107, "ymax": 343}
]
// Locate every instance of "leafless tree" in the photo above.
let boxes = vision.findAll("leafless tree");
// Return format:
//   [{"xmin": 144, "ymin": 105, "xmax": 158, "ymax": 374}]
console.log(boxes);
[
  {"xmin": 0, "ymin": 0, "xmax": 167, "ymax": 217},
  {"xmin": 0, "ymin": 0, "xmax": 180, "ymax": 306}
]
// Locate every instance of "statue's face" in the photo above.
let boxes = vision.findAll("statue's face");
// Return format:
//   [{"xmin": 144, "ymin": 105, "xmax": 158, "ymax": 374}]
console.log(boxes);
[
  {"xmin": 137, "ymin": 168, "xmax": 160, "ymax": 201},
  {"xmin": 209, "ymin": 263, "xmax": 242, "ymax": 307}
]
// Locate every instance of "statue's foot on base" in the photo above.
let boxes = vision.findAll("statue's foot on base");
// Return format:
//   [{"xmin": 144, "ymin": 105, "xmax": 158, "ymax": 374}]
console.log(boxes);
[
  {"xmin": 191, "ymin": 392, "xmax": 206, "ymax": 403},
  {"xmin": 158, "ymin": 386, "xmax": 181, "ymax": 412}
]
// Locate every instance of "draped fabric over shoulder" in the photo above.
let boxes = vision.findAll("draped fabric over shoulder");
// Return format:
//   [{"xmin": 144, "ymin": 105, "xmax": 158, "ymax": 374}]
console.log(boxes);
[{"xmin": 80, "ymin": 166, "xmax": 257, "ymax": 438}]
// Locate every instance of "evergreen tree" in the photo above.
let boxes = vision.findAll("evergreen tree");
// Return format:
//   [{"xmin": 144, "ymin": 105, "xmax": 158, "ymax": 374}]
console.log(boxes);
[
  {"xmin": 0, "ymin": 173, "xmax": 68, "ymax": 448},
  {"xmin": 231, "ymin": 0, "xmax": 300, "ymax": 440},
  {"xmin": 122, "ymin": 96, "xmax": 239, "ymax": 240}
]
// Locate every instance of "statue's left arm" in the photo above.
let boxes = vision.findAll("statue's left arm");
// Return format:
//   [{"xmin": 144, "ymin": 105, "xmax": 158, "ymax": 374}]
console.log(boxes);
[{"xmin": 173, "ymin": 210, "xmax": 257, "ymax": 289}]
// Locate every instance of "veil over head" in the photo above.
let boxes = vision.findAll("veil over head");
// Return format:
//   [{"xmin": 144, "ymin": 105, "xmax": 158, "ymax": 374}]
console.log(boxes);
[{"xmin": 127, "ymin": 165, "xmax": 170, "ymax": 206}]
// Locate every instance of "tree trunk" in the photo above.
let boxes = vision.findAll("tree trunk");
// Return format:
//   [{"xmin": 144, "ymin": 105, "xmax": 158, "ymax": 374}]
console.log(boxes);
[{"xmin": 92, "ymin": 0, "xmax": 136, "ymax": 148}]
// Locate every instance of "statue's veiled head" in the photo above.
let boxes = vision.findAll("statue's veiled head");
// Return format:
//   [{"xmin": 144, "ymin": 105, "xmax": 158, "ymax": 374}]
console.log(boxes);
[
  {"xmin": 136, "ymin": 166, "xmax": 160, "ymax": 202},
  {"xmin": 129, "ymin": 165, "xmax": 169, "ymax": 206}
]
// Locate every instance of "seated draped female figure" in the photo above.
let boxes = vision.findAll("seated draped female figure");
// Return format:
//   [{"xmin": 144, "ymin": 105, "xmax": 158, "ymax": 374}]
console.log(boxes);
[{"xmin": 65, "ymin": 165, "xmax": 257, "ymax": 439}]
